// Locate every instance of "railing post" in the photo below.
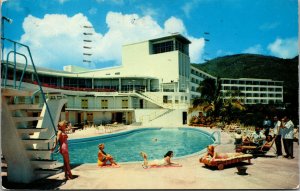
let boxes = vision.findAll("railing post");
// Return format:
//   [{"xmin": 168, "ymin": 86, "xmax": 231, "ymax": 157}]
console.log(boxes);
[{"xmin": 13, "ymin": 42, "xmax": 17, "ymax": 89}]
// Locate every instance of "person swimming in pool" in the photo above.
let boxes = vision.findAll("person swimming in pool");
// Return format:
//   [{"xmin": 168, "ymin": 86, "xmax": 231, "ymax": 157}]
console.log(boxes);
[
  {"xmin": 202, "ymin": 145, "xmax": 244, "ymax": 162},
  {"xmin": 140, "ymin": 151, "xmax": 182, "ymax": 168},
  {"xmin": 97, "ymin": 143, "xmax": 119, "ymax": 167}
]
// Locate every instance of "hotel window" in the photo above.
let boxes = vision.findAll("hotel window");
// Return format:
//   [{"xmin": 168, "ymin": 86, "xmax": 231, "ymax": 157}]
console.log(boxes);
[
  {"xmin": 152, "ymin": 41, "xmax": 174, "ymax": 54},
  {"xmin": 175, "ymin": 96, "xmax": 179, "ymax": 104},
  {"xmin": 122, "ymin": 99, "xmax": 128, "ymax": 109},
  {"xmin": 81, "ymin": 99, "xmax": 88, "ymax": 109},
  {"xmin": 34, "ymin": 96, "xmax": 40, "ymax": 104},
  {"xmin": 260, "ymin": 87, "xmax": 267, "ymax": 91},
  {"xmin": 87, "ymin": 113, "xmax": 93, "ymax": 123},
  {"xmin": 101, "ymin": 100, "xmax": 108, "ymax": 109}
]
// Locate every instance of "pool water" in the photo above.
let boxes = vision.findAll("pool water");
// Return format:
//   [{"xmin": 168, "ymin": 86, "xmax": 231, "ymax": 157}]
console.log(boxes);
[{"xmin": 53, "ymin": 128, "xmax": 214, "ymax": 164}]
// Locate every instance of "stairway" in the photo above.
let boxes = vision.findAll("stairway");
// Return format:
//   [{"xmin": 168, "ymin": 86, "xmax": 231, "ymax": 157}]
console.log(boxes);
[
  {"xmin": 149, "ymin": 109, "xmax": 174, "ymax": 122},
  {"xmin": 134, "ymin": 91, "xmax": 166, "ymax": 108},
  {"xmin": 1, "ymin": 88, "xmax": 63, "ymax": 183}
]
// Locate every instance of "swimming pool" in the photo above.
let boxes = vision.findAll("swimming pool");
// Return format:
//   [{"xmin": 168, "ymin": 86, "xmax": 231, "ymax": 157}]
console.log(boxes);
[{"xmin": 53, "ymin": 127, "xmax": 215, "ymax": 164}]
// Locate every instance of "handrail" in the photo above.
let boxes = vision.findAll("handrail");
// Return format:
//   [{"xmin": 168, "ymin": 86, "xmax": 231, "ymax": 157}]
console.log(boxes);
[
  {"xmin": 211, "ymin": 130, "xmax": 221, "ymax": 144},
  {"xmin": 2, "ymin": 37, "xmax": 57, "ymax": 135},
  {"xmin": 4, "ymin": 51, "xmax": 28, "ymax": 89}
]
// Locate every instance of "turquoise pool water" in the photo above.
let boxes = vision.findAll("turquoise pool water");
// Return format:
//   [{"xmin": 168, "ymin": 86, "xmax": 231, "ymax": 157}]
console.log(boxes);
[{"xmin": 53, "ymin": 127, "xmax": 214, "ymax": 164}]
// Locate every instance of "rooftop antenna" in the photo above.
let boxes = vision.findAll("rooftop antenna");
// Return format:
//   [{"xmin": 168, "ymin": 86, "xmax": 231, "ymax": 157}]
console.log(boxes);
[
  {"xmin": 82, "ymin": 25, "xmax": 94, "ymax": 67},
  {"xmin": 203, "ymin": 32, "xmax": 210, "ymax": 62}
]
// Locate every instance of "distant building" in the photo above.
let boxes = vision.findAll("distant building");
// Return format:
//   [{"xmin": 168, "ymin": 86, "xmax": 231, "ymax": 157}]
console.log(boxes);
[{"xmin": 219, "ymin": 78, "xmax": 284, "ymax": 104}]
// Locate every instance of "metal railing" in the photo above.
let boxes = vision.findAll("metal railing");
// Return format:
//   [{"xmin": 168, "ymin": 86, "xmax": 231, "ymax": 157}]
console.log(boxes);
[
  {"xmin": 211, "ymin": 131, "xmax": 221, "ymax": 144},
  {"xmin": 1, "ymin": 37, "xmax": 57, "ymax": 135}
]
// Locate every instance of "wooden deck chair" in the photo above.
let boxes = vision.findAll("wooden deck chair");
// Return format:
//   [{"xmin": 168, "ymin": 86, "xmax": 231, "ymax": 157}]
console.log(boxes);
[
  {"xmin": 238, "ymin": 135, "xmax": 276, "ymax": 155},
  {"xmin": 199, "ymin": 154, "xmax": 253, "ymax": 170}
]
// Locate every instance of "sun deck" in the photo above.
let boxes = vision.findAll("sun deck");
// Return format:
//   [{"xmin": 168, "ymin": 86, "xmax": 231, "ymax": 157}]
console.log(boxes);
[{"xmin": 2, "ymin": 127, "xmax": 299, "ymax": 189}]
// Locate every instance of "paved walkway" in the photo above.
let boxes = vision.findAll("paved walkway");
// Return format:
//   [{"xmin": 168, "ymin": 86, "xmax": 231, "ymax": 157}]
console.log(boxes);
[{"xmin": 2, "ymin": 127, "xmax": 299, "ymax": 189}]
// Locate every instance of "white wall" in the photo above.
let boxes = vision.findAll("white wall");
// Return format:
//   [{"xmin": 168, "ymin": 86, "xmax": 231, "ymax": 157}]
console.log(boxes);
[{"xmin": 122, "ymin": 41, "xmax": 180, "ymax": 83}]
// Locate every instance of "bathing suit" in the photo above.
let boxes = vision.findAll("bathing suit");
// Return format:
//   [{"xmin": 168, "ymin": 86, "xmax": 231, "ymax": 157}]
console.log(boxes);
[
  {"xmin": 97, "ymin": 150, "xmax": 107, "ymax": 166},
  {"xmin": 59, "ymin": 133, "xmax": 69, "ymax": 154},
  {"xmin": 152, "ymin": 159, "xmax": 168, "ymax": 166}
]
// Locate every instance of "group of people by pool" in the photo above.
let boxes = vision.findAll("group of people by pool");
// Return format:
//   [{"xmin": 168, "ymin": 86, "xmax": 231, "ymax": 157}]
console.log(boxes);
[
  {"xmin": 97, "ymin": 143, "xmax": 182, "ymax": 168},
  {"xmin": 51, "ymin": 120, "xmax": 183, "ymax": 180},
  {"xmin": 51, "ymin": 114, "xmax": 296, "ymax": 180},
  {"xmin": 234, "ymin": 114, "xmax": 296, "ymax": 159}
]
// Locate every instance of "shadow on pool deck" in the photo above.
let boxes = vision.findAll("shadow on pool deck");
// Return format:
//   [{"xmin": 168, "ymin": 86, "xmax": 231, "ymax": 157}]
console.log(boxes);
[{"xmin": 2, "ymin": 164, "xmax": 82, "ymax": 190}]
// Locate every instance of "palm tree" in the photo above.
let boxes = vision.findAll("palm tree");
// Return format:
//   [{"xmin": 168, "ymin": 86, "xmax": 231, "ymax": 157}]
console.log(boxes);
[{"xmin": 196, "ymin": 78, "xmax": 218, "ymax": 103}]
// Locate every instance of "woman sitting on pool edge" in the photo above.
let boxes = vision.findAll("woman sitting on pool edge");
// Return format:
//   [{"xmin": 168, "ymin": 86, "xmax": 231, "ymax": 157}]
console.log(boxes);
[
  {"xmin": 97, "ymin": 143, "xmax": 120, "ymax": 167},
  {"xmin": 140, "ymin": 151, "xmax": 182, "ymax": 168},
  {"xmin": 201, "ymin": 145, "xmax": 244, "ymax": 162}
]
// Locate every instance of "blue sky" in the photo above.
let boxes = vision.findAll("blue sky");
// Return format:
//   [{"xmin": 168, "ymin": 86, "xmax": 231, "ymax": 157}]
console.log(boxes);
[{"xmin": 1, "ymin": 0, "xmax": 298, "ymax": 70}]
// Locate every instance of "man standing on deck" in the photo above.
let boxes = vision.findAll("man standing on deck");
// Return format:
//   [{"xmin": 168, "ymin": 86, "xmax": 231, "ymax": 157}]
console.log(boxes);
[
  {"xmin": 273, "ymin": 116, "xmax": 282, "ymax": 157},
  {"xmin": 281, "ymin": 115, "xmax": 294, "ymax": 159}
]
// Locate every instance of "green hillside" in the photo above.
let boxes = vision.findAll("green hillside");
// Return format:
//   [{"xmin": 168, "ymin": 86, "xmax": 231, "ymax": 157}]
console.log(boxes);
[{"xmin": 192, "ymin": 54, "xmax": 299, "ymax": 105}]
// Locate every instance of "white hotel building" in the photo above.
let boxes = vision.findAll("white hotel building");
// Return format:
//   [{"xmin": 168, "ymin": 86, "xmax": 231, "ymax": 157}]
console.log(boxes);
[{"xmin": 3, "ymin": 34, "xmax": 284, "ymax": 127}]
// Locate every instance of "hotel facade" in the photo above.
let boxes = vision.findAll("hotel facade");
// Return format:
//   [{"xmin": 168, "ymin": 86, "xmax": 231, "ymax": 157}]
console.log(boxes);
[{"xmin": 2, "ymin": 34, "xmax": 284, "ymax": 127}]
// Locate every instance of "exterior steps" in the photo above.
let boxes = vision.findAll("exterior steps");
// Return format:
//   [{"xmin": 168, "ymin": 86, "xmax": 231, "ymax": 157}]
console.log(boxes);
[
  {"xmin": 149, "ymin": 109, "xmax": 174, "ymax": 122},
  {"xmin": 1, "ymin": 88, "xmax": 34, "ymax": 97},
  {"xmin": 18, "ymin": 128, "xmax": 47, "ymax": 134},
  {"xmin": 1, "ymin": 156, "xmax": 7, "ymax": 176},
  {"xmin": 31, "ymin": 159, "xmax": 62, "ymax": 169},
  {"xmin": 35, "ymin": 168, "xmax": 63, "ymax": 175},
  {"xmin": 13, "ymin": 116, "xmax": 43, "ymax": 123},
  {"xmin": 26, "ymin": 149, "xmax": 52, "ymax": 155},
  {"xmin": 22, "ymin": 138, "xmax": 51, "ymax": 144},
  {"xmin": 8, "ymin": 104, "xmax": 40, "ymax": 110}
]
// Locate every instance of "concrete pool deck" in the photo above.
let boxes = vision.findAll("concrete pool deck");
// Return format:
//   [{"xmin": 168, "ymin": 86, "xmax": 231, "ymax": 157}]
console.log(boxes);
[{"xmin": 2, "ymin": 126, "xmax": 299, "ymax": 189}]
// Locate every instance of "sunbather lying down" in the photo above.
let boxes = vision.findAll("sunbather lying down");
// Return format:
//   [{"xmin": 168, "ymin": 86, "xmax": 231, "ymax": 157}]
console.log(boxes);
[
  {"xmin": 199, "ymin": 145, "xmax": 253, "ymax": 170},
  {"xmin": 140, "ymin": 151, "xmax": 182, "ymax": 168},
  {"xmin": 202, "ymin": 145, "xmax": 246, "ymax": 161}
]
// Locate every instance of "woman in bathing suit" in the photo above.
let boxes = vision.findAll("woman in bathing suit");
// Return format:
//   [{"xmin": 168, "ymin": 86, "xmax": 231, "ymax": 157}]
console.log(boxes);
[
  {"xmin": 51, "ymin": 120, "xmax": 73, "ymax": 180},
  {"xmin": 97, "ymin": 143, "xmax": 119, "ymax": 167},
  {"xmin": 203, "ymin": 145, "xmax": 244, "ymax": 161},
  {"xmin": 140, "ymin": 151, "xmax": 182, "ymax": 168}
]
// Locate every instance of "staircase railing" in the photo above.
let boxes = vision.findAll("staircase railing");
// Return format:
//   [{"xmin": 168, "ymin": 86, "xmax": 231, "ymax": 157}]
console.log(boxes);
[
  {"xmin": 1, "ymin": 37, "xmax": 57, "ymax": 135},
  {"xmin": 211, "ymin": 131, "xmax": 221, "ymax": 144}
]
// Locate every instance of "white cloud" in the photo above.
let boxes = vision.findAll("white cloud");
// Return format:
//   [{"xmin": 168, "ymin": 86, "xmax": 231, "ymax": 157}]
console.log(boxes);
[
  {"xmin": 164, "ymin": 17, "xmax": 187, "ymax": 35},
  {"xmin": 18, "ymin": 12, "xmax": 205, "ymax": 69},
  {"xmin": 267, "ymin": 37, "xmax": 298, "ymax": 58},
  {"xmin": 182, "ymin": 0, "xmax": 200, "ymax": 18},
  {"xmin": 242, "ymin": 44, "xmax": 263, "ymax": 54},
  {"xmin": 189, "ymin": 37, "xmax": 205, "ymax": 63},
  {"xmin": 19, "ymin": 14, "xmax": 98, "ymax": 69}
]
